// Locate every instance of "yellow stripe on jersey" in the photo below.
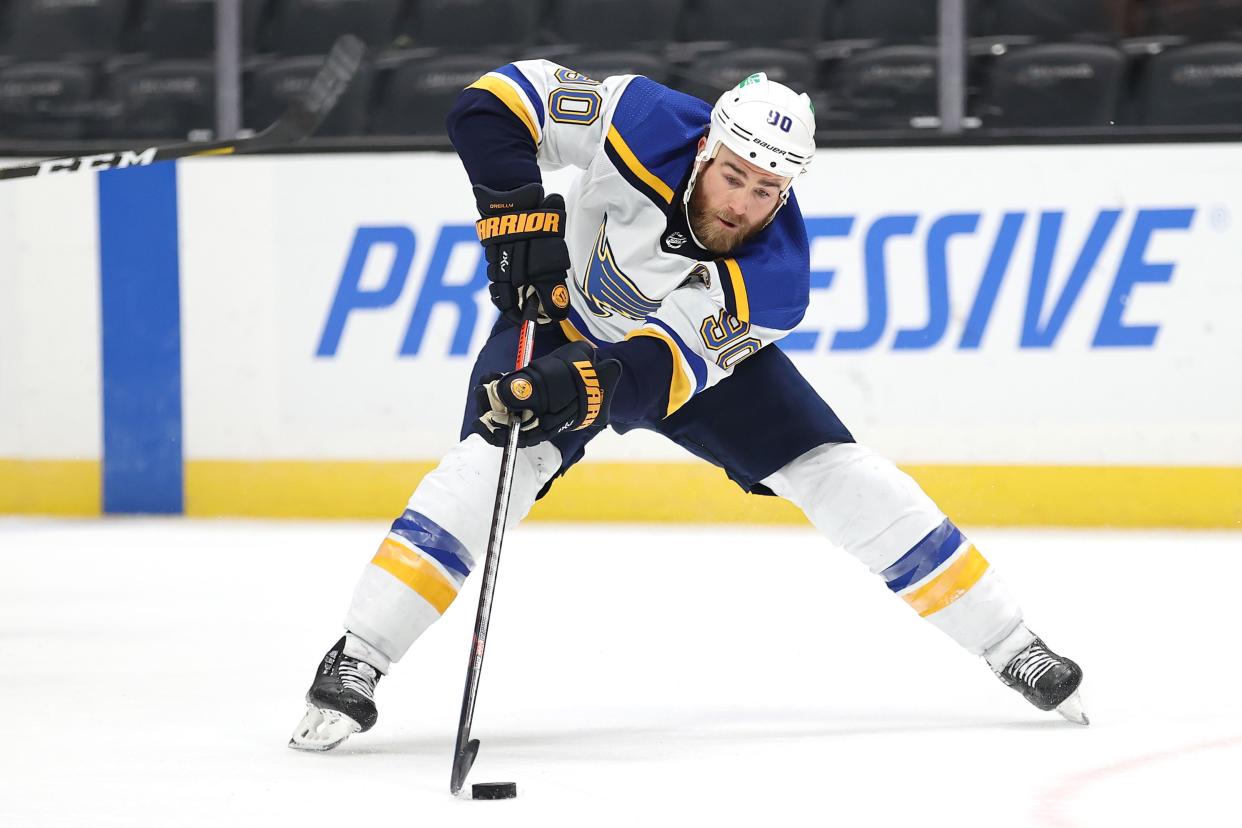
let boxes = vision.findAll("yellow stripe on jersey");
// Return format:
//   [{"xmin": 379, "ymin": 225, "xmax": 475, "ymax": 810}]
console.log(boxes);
[
  {"xmin": 625, "ymin": 327, "xmax": 693, "ymax": 416},
  {"xmin": 559, "ymin": 318, "xmax": 588, "ymax": 343},
  {"xmin": 370, "ymin": 537, "xmax": 459, "ymax": 614},
  {"xmin": 467, "ymin": 74, "xmax": 540, "ymax": 144},
  {"xmin": 903, "ymin": 545, "xmax": 990, "ymax": 617},
  {"xmin": 606, "ymin": 126, "xmax": 675, "ymax": 204},
  {"xmin": 722, "ymin": 258, "xmax": 750, "ymax": 324}
]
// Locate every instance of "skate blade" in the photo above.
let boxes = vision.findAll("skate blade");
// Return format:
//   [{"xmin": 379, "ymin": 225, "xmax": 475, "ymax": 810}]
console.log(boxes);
[
  {"xmin": 288, "ymin": 704, "xmax": 362, "ymax": 751},
  {"xmin": 1055, "ymin": 690, "xmax": 1090, "ymax": 726}
]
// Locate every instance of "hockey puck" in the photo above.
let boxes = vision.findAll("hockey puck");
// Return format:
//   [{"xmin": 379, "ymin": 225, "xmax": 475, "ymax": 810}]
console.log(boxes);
[{"xmin": 472, "ymin": 782, "xmax": 517, "ymax": 800}]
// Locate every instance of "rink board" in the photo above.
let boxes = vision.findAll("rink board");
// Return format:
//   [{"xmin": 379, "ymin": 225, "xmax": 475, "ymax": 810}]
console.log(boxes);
[{"xmin": 1, "ymin": 146, "xmax": 1240, "ymax": 526}]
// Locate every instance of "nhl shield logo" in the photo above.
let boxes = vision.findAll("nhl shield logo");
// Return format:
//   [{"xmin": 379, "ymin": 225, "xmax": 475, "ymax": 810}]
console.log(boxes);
[{"xmin": 664, "ymin": 231, "xmax": 687, "ymax": 249}]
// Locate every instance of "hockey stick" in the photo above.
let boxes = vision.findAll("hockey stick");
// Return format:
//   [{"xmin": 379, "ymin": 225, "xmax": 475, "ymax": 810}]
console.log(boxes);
[
  {"xmin": 450, "ymin": 302, "xmax": 539, "ymax": 796},
  {"xmin": 0, "ymin": 34, "xmax": 365, "ymax": 182}
]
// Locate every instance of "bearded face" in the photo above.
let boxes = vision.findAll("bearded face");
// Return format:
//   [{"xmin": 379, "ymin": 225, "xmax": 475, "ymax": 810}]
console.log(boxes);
[{"xmin": 685, "ymin": 145, "xmax": 789, "ymax": 255}]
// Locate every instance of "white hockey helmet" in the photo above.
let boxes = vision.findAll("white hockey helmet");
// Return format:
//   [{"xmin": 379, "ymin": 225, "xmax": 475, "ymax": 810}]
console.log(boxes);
[{"xmin": 684, "ymin": 72, "xmax": 817, "ymax": 217}]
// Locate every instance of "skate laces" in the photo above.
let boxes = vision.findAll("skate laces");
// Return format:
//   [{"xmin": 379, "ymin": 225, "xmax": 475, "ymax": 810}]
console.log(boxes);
[
  {"xmin": 338, "ymin": 658, "xmax": 378, "ymax": 701},
  {"xmin": 1006, "ymin": 641, "xmax": 1060, "ymax": 687}
]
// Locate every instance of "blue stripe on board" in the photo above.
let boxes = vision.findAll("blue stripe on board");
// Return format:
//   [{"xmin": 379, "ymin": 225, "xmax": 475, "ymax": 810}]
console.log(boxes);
[
  {"xmin": 391, "ymin": 510, "xmax": 473, "ymax": 577},
  {"xmin": 881, "ymin": 520, "xmax": 963, "ymax": 592},
  {"xmin": 98, "ymin": 162, "xmax": 183, "ymax": 514},
  {"xmin": 497, "ymin": 64, "xmax": 545, "ymax": 129}
]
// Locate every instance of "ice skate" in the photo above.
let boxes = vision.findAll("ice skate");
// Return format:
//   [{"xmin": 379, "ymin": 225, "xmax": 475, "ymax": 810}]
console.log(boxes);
[
  {"xmin": 995, "ymin": 636, "xmax": 1089, "ymax": 725},
  {"xmin": 289, "ymin": 636, "xmax": 382, "ymax": 751}
]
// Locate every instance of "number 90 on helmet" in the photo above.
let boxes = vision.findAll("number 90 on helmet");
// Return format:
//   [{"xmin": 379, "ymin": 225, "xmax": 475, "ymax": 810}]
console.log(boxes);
[{"xmin": 684, "ymin": 72, "xmax": 817, "ymax": 217}]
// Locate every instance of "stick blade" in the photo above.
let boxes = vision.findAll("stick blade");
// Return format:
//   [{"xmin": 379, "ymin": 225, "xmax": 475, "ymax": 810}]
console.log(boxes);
[
  {"xmin": 450, "ymin": 738, "xmax": 480, "ymax": 795},
  {"xmin": 267, "ymin": 33, "xmax": 367, "ymax": 143}
]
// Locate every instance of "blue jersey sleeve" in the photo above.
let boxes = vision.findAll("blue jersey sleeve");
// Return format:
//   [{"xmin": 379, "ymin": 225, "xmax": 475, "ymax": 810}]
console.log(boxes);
[{"xmin": 446, "ymin": 85, "xmax": 542, "ymax": 191}]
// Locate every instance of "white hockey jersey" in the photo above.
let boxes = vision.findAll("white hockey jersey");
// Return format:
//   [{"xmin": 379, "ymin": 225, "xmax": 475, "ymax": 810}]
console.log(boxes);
[{"xmin": 464, "ymin": 60, "xmax": 811, "ymax": 418}]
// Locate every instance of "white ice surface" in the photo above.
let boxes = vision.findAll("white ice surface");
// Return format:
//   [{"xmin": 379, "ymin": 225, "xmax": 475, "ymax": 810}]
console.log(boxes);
[{"xmin": 2, "ymin": 519, "xmax": 1240, "ymax": 828}]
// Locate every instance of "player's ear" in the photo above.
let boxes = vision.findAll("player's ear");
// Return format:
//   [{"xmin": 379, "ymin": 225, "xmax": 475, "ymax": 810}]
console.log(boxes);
[{"xmin": 697, "ymin": 136, "xmax": 706, "ymax": 151}]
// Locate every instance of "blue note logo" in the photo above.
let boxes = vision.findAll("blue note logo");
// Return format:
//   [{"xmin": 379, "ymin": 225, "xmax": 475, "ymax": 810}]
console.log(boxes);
[{"xmin": 581, "ymin": 216, "xmax": 661, "ymax": 321}]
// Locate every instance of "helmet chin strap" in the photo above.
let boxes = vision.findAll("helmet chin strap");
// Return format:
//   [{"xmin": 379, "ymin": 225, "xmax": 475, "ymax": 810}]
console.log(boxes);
[{"xmin": 682, "ymin": 145, "xmax": 717, "ymax": 250}]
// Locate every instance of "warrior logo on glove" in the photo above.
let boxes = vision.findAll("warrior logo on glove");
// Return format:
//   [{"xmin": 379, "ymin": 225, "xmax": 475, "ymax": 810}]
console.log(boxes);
[
  {"xmin": 474, "ymin": 342, "xmax": 621, "ymax": 448},
  {"xmin": 473, "ymin": 183, "xmax": 572, "ymax": 325},
  {"xmin": 573, "ymin": 361, "xmax": 604, "ymax": 429},
  {"xmin": 475, "ymin": 210, "xmax": 562, "ymax": 241}
]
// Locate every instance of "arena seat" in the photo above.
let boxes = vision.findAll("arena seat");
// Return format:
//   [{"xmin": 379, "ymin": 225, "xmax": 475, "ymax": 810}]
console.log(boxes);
[
  {"xmin": 265, "ymin": 0, "xmax": 402, "ymax": 56},
  {"xmin": 109, "ymin": 60, "xmax": 215, "ymax": 139},
  {"xmin": 675, "ymin": 48, "xmax": 814, "ymax": 104},
  {"xmin": 984, "ymin": 0, "xmax": 1128, "ymax": 39},
  {"xmin": 137, "ymin": 0, "xmax": 267, "ymax": 59},
  {"xmin": 826, "ymin": 45, "xmax": 939, "ymax": 129},
  {"xmin": 561, "ymin": 51, "xmax": 668, "ymax": 85},
  {"xmin": 1143, "ymin": 0, "xmax": 1242, "ymax": 37},
  {"xmin": 2, "ymin": 0, "xmax": 129, "ymax": 60},
  {"xmin": 687, "ymin": 0, "xmax": 827, "ymax": 46},
  {"xmin": 550, "ymin": 0, "xmax": 682, "ymax": 49},
  {"xmin": 247, "ymin": 55, "xmax": 372, "ymax": 136},
  {"xmin": 1136, "ymin": 41, "xmax": 1242, "ymax": 125},
  {"xmin": 833, "ymin": 0, "xmax": 942, "ymax": 41},
  {"xmin": 978, "ymin": 43, "xmax": 1126, "ymax": 127},
  {"xmin": 0, "ymin": 61, "xmax": 96, "ymax": 139},
  {"xmin": 403, "ymin": 0, "xmax": 540, "ymax": 50},
  {"xmin": 370, "ymin": 55, "xmax": 498, "ymax": 135}
]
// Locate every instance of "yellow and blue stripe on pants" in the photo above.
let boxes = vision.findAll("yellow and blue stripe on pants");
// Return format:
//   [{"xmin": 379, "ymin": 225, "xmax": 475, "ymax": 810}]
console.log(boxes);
[
  {"xmin": 369, "ymin": 509, "xmax": 474, "ymax": 614},
  {"xmin": 882, "ymin": 519, "xmax": 990, "ymax": 617}
]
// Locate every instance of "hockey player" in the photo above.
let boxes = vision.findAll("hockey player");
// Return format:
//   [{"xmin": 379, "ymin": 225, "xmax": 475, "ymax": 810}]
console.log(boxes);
[{"xmin": 289, "ymin": 63, "xmax": 1088, "ymax": 751}]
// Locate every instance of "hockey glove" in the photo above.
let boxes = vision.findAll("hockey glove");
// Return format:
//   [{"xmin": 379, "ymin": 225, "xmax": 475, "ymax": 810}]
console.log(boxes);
[
  {"xmin": 473, "ymin": 342, "xmax": 622, "ymax": 448},
  {"xmin": 474, "ymin": 183, "xmax": 572, "ymax": 325}
]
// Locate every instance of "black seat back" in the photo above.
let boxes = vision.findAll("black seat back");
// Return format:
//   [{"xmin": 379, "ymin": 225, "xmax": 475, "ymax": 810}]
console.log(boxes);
[
  {"xmin": 139, "ymin": 0, "xmax": 267, "ymax": 59},
  {"xmin": 0, "ymin": 61, "xmax": 96, "ymax": 139},
  {"xmin": 689, "ymin": 0, "xmax": 827, "ymax": 47},
  {"xmin": 980, "ymin": 43, "xmax": 1126, "ymax": 128},
  {"xmin": 3, "ymin": 0, "xmax": 130, "ymax": 60},
  {"xmin": 405, "ymin": 0, "xmax": 540, "ymax": 50},
  {"xmin": 834, "ymin": 0, "xmax": 941, "ymax": 41},
  {"xmin": 111, "ymin": 59, "xmax": 215, "ymax": 139},
  {"xmin": 677, "ymin": 48, "xmax": 814, "ymax": 104},
  {"xmin": 550, "ymin": 0, "xmax": 682, "ymax": 49},
  {"xmin": 248, "ymin": 55, "xmax": 372, "ymax": 135},
  {"xmin": 828, "ymin": 45, "xmax": 939, "ymax": 129},
  {"xmin": 372, "ymin": 55, "xmax": 499, "ymax": 135},
  {"xmin": 1144, "ymin": 0, "xmax": 1242, "ymax": 37},
  {"xmin": 985, "ymin": 0, "xmax": 1127, "ymax": 39},
  {"xmin": 266, "ymin": 0, "xmax": 402, "ymax": 55},
  {"xmin": 1137, "ymin": 41, "xmax": 1242, "ymax": 125}
]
